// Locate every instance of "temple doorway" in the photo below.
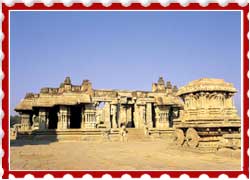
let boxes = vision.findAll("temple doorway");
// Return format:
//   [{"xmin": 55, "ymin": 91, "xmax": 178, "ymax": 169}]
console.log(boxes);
[
  {"xmin": 48, "ymin": 106, "xmax": 59, "ymax": 129},
  {"xmin": 126, "ymin": 105, "xmax": 135, "ymax": 128},
  {"xmin": 152, "ymin": 106, "xmax": 156, "ymax": 128},
  {"xmin": 70, "ymin": 105, "xmax": 82, "ymax": 128},
  {"xmin": 168, "ymin": 107, "xmax": 174, "ymax": 128}
]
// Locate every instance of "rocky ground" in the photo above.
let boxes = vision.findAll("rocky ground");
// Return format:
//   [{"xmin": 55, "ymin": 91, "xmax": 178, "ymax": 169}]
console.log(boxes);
[{"xmin": 10, "ymin": 139, "xmax": 241, "ymax": 170}]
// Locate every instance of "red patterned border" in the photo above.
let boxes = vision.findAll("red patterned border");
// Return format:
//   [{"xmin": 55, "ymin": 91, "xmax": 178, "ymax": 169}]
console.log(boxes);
[{"xmin": 2, "ymin": 3, "xmax": 249, "ymax": 179}]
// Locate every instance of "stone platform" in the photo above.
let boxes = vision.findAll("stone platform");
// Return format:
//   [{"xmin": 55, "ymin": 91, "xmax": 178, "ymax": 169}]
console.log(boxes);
[
  {"xmin": 15, "ymin": 128, "xmax": 175, "ymax": 142},
  {"xmin": 16, "ymin": 129, "xmax": 120, "ymax": 141}
]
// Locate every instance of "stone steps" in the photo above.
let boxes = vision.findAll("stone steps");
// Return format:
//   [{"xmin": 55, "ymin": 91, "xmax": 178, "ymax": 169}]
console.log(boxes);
[
  {"xmin": 148, "ymin": 128, "xmax": 175, "ymax": 140},
  {"xmin": 127, "ymin": 128, "xmax": 151, "ymax": 141}
]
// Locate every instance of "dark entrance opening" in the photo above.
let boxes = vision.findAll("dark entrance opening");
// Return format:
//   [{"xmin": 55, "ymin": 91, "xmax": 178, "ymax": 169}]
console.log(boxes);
[
  {"xmin": 152, "ymin": 105, "xmax": 156, "ymax": 128},
  {"xmin": 126, "ymin": 105, "xmax": 135, "ymax": 128},
  {"xmin": 110, "ymin": 114, "xmax": 113, "ymax": 128},
  {"xmin": 168, "ymin": 107, "xmax": 174, "ymax": 128},
  {"xmin": 48, "ymin": 106, "xmax": 59, "ymax": 129},
  {"xmin": 31, "ymin": 108, "xmax": 40, "ymax": 127},
  {"xmin": 70, "ymin": 105, "xmax": 82, "ymax": 128}
]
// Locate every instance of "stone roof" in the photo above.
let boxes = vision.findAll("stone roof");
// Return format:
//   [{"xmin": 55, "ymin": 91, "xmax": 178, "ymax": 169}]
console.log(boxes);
[
  {"xmin": 15, "ymin": 93, "xmax": 91, "ymax": 111},
  {"xmin": 177, "ymin": 78, "xmax": 237, "ymax": 96},
  {"xmin": 15, "ymin": 98, "xmax": 35, "ymax": 111},
  {"xmin": 33, "ymin": 93, "xmax": 91, "ymax": 107},
  {"xmin": 15, "ymin": 77, "xmax": 183, "ymax": 111}
]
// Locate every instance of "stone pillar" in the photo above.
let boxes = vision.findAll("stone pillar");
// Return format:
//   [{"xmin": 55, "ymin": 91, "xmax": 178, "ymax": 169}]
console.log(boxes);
[
  {"xmin": 104, "ymin": 102, "xmax": 111, "ymax": 128},
  {"xmin": 134, "ymin": 104, "xmax": 146, "ymax": 129},
  {"xmin": 111, "ymin": 104, "xmax": 117, "ymax": 128},
  {"xmin": 83, "ymin": 104, "xmax": 96, "ymax": 128},
  {"xmin": 134, "ymin": 104, "xmax": 140, "ymax": 128},
  {"xmin": 155, "ymin": 106, "xmax": 170, "ymax": 129},
  {"xmin": 165, "ymin": 111, "xmax": 169, "ymax": 127},
  {"xmin": 141, "ymin": 105, "xmax": 146, "ymax": 128},
  {"xmin": 225, "ymin": 93, "xmax": 234, "ymax": 108},
  {"xmin": 204, "ymin": 92, "xmax": 210, "ymax": 109},
  {"xmin": 146, "ymin": 103, "xmax": 153, "ymax": 128},
  {"xmin": 57, "ymin": 111, "xmax": 62, "ymax": 130},
  {"xmin": 67, "ymin": 107, "xmax": 71, "ymax": 128},
  {"xmin": 119, "ymin": 105, "xmax": 127, "ymax": 127},
  {"xmin": 57, "ymin": 106, "xmax": 70, "ymax": 130},
  {"xmin": 81, "ymin": 106, "xmax": 85, "ymax": 129},
  {"xmin": 198, "ymin": 92, "xmax": 207, "ymax": 118},
  {"xmin": 224, "ymin": 93, "xmax": 238, "ymax": 117},
  {"xmin": 20, "ymin": 112, "xmax": 31, "ymax": 131},
  {"xmin": 38, "ymin": 108, "xmax": 49, "ymax": 130},
  {"xmin": 126, "ymin": 105, "xmax": 132, "ymax": 127},
  {"xmin": 161, "ymin": 111, "xmax": 169, "ymax": 128},
  {"xmin": 155, "ymin": 106, "xmax": 160, "ymax": 128},
  {"xmin": 199, "ymin": 92, "xmax": 206, "ymax": 109},
  {"xmin": 116, "ymin": 104, "xmax": 121, "ymax": 128}
]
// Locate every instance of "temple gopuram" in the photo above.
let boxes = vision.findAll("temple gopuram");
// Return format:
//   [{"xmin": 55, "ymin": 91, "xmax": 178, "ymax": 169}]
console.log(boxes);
[{"xmin": 14, "ymin": 77, "xmax": 241, "ymax": 152}]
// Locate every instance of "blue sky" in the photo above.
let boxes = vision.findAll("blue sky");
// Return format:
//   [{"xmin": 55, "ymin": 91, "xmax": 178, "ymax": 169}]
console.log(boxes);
[{"xmin": 10, "ymin": 11, "xmax": 241, "ymax": 115}]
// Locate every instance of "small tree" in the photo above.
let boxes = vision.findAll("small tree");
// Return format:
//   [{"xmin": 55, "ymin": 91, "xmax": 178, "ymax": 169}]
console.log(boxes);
[{"xmin": 10, "ymin": 115, "xmax": 21, "ymax": 127}]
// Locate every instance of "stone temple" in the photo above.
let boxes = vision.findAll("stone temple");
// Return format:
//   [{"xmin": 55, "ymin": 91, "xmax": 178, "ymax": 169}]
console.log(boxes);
[
  {"xmin": 14, "ymin": 77, "xmax": 241, "ymax": 152},
  {"xmin": 15, "ymin": 76, "xmax": 182, "ymax": 130}
]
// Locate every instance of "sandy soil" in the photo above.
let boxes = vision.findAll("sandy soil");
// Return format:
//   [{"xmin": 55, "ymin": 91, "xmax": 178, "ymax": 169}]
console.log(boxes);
[{"xmin": 10, "ymin": 140, "xmax": 241, "ymax": 170}]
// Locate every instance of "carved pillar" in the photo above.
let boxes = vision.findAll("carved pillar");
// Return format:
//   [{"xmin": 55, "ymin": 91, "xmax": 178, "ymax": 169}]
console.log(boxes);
[
  {"xmin": 134, "ymin": 104, "xmax": 146, "ymax": 128},
  {"xmin": 67, "ymin": 108, "xmax": 71, "ymax": 128},
  {"xmin": 126, "ymin": 105, "xmax": 132, "ymax": 127},
  {"xmin": 161, "ymin": 111, "xmax": 169, "ymax": 128},
  {"xmin": 111, "ymin": 104, "xmax": 117, "ymax": 128},
  {"xmin": 57, "ymin": 111, "xmax": 62, "ymax": 130},
  {"xmin": 197, "ymin": 92, "xmax": 206, "ymax": 117},
  {"xmin": 81, "ymin": 106, "xmax": 85, "ymax": 128},
  {"xmin": 83, "ymin": 104, "xmax": 97, "ymax": 128},
  {"xmin": 165, "ymin": 110, "xmax": 170, "ymax": 128},
  {"xmin": 225, "ymin": 93, "xmax": 234, "ymax": 108},
  {"xmin": 217, "ymin": 93, "xmax": 225, "ymax": 108},
  {"xmin": 102, "ymin": 102, "xmax": 110, "ymax": 128},
  {"xmin": 66, "ymin": 106, "xmax": 71, "ymax": 129},
  {"xmin": 119, "ymin": 105, "xmax": 127, "ymax": 127},
  {"xmin": 134, "ymin": 104, "xmax": 140, "ymax": 128},
  {"xmin": 38, "ymin": 108, "xmax": 49, "ymax": 130},
  {"xmin": 116, "ymin": 104, "xmax": 120, "ymax": 128},
  {"xmin": 20, "ymin": 112, "xmax": 31, "ymax": 131},
  {"xmin": 155, "ymin": 106, "xmax": 160, "ymax": 128},
  {"xmin": 200, "ymin": 92, "xmax": 206, "ymax": 107},
  {"xmin": 57, "ymin": 106, "xmax": 70, "ymax": 130},
  {"xmin": 146, "ymin": 103, "xmax": 153, "ymax": 128},
  {"xmin": 155, "ymin": 106, "xmax": 170, "ymax": 129},
  {"xmin": 141, "ymin": 105, "xmax": 146, "ymax": 127},
  {"xmin": 184, "ymin": 95, "xmax": 190, "ymax": 110},
  {"xmin": 189, "ymin": 93, "xmax": 196, "ymax": 109},
  {"xmin": 224, "ymin": 93, "xmax": 238, "ymax": 117},
  {"xmin": 204, "ymin": 92, "xmax": 210, "ymax": 109}
]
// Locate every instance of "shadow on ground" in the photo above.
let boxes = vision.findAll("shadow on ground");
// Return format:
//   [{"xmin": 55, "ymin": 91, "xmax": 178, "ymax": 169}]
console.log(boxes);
[{"xmin": 10, "ymin": 129, "xmax": 59, "ymax": 147}]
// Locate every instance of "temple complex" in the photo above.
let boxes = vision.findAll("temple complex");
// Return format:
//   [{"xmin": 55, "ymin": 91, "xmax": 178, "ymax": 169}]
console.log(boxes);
[
  {"xmin": 14, "ymin": 77, "xmax": 241, "ymax": 151},
  {"xmin": 15, "ymin": 76, "xmax": 182, "ymax": 131}
]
